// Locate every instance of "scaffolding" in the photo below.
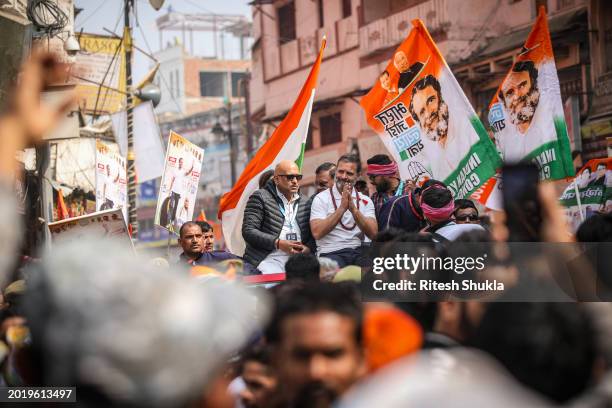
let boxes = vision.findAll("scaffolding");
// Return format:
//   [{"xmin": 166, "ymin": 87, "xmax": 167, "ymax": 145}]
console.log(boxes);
[{"xmin": 155, "ymin": 10, "xmax": 252, "ymax": 59}]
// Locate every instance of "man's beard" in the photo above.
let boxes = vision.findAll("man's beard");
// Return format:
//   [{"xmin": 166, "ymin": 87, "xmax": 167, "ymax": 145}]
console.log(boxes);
[
  {"xmin": 508, "ymin": 86, "xmax": 540, "ymax": 127},
  {"xmin": 292, "ymin": 382, "xmax": 338, "ymax": 408},
  {"xmin": 423, "ymin": 101, "xmax": 449, "ymax": 142},
  {"xmin": 335, "ymin": 177, "xmax": 352, "ymax": 191},
  {"xmin": 375, "ymin": 178, "xmax": 392, "ymax": 194}
]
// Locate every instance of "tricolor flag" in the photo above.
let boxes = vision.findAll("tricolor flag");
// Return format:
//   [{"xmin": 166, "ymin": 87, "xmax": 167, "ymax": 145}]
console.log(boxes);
[
  {"xmin": 218, "ymin": 39, "xmax": 326, "ymax": 255},
  {"xmin": 360, "ymin": 20, "xmax": 501, "ymax": 198},
  {"xmin": 477, "ymin": 6, "xmax": 575, "ymax": 209},
  {"xmin": 559, "ymin": 158, "xmax": 611, "ymax": 231}
]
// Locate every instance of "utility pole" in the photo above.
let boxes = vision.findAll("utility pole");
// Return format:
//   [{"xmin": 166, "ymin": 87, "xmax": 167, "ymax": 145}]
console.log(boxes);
[
  {"xmin": 243, "ymin": 73, "xmax": 253, "ymax": 159},
  {"xmin": 123, "ymin": 0, "xmax": 138, "ymax": 240},
  {"xmin": 124, "ymin": 0, "xmax": 138, "ymax": 238},
  {"xmin": 227, "ymin": 99, "xmax": 236, "ymax": 185}
]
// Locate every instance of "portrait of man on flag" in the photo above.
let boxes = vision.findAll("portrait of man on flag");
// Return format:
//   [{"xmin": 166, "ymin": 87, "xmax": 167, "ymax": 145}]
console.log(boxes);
[
  {"xmin": 487, "ymin": 7, "xmax": 573, "ymax": 180},
  {"xmin": 360, "ymin": 20, "xmax": 501, "ymax": 198}
]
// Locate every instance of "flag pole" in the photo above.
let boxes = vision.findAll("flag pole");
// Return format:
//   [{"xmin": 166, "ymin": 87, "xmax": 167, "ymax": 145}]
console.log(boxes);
[{"xmin": 573, "ymin": 181, "xmax": 585, "ymax": 222}]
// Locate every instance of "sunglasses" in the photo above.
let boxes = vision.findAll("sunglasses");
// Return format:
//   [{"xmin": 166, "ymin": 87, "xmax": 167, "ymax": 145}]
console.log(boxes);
[
  {"xmin": 278, "ymin": 174, "xmax": 303, "ymax": 181},
  {"xmin": 456, "ymin": 214, "xmax": 479, "ymax": 222}
]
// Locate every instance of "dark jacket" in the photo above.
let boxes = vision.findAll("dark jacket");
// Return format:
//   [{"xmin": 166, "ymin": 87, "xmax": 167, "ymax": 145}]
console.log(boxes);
[
  {"xmin": 377, "ymin": 192, "xmax": 425, "ymax": 233},
  {"xmin": 242, "ymin": 180, "xmax": 314, "ymax": 268}
]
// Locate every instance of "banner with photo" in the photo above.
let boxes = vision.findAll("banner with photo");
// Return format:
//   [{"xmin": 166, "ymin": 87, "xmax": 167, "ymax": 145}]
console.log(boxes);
[
  {"xmin": 477, "ymin": 6, "xmax": 575, "ymax": 209},
  {"xmin": 95, "ymin": 140, "xmax": 127, "ymax": 222},
  {"xmin": 559, "ymin": 158, "xmax": 611, "ymax": 231},
  {"xmin": 155, "ymin": 131, "xmax": 204, "ymax": 234},
  {"xmin": 48, "ymin": 208, "xmax": 132, "ymax": 249},
  {"xmin": 360, "ymin": 20, "xmax": 501, "ymax": 198}
]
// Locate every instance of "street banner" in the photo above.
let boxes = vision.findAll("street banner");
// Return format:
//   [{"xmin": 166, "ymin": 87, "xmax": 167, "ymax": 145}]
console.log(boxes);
[
  {"xmin": 359, "ymin": 20, "xmax": 501, "ymax": 198},
  {"xmin": 95, "ymin": 140, "xmax": 127, "ymax": 222},
  {"xmin": 559, "ymin": 158, "xmax": 611, "ymax": 231},
  {"xmin": 72, "ymin": 33, "xmax": 126, "ymax": 114},
  {"xmin": 155, "ymin": 131, "xmax": 204, "ymax": 235},
  {"xmin": 218, "ymin": 39, "xmax": 326, "ymax": 256},
  {"xmin": 477, "ymin": 6, "xmax": 575, "ymax": 209},
  {"xmin": 48, "ymin": 208, "xmax": 132, "ymax": 249}
]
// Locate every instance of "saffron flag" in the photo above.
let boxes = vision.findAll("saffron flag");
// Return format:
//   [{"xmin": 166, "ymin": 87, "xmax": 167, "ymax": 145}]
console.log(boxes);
[
  {"xmin": 559, "ymin": 158, "xmax": 611, "ymax": 231},
  {"xmin": 218, "ymin": 39, "xmax": 326, "ymax": 255},
  {"xmin": 477, "ymin": 6, "xmax": 575, "ymax": 209},
  {"xmin": 195, "ymin": 209, "xmax": 207, "ymax": 222},
  {"xmin": 56, "ymin": 188, "xmax": 69, "ymax": 221},
  {"xmin": 360, "ymin": 19, "xmax": 501, "ymax": 198}
]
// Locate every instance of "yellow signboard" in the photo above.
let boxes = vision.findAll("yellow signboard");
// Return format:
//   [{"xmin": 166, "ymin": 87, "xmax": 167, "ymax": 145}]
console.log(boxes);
[{"xmin": 73, "ymin": 33, "xmax": 126, "ymax": 114}]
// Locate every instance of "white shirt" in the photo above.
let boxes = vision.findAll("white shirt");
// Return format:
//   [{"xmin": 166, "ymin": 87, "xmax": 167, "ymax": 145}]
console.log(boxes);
[
  {"xmin": 170, "ymin": 165, "xmax": 189, "ymax": 195},
  {"xmin": 258, "ymin": 188, "xmax": 302, "ymax": 274},
  {"xmin": 433, "ymin": 222, "xmax": 484, "ymax": 242},
  {"xmin": 310, "ymin": 186, "xmax": 376, "ymax": 254}
]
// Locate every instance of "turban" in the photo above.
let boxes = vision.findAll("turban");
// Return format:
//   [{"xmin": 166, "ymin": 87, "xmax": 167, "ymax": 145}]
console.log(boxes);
[
  {"xmin": 366, "ymin": 163, "xmax": 398, "ymax": 176},
  {"xmin": 364, "ymin": 307, "xmax": 423, "ymax": 372},
  {"xmin": 421, "ymin": 185, "xmax": 454, "ymax": 223}
]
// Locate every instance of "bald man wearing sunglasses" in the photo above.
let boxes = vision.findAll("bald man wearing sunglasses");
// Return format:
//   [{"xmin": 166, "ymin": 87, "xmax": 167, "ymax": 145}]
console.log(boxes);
[{"xmin": 242, "ymin": 160, "xmax": 315, "ymax": 274}]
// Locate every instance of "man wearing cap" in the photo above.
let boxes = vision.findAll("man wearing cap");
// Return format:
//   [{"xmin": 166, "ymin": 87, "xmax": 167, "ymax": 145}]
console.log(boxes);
[{"xmin": 366, "ymin": 154, "xmax": 412, "ymax": 220}]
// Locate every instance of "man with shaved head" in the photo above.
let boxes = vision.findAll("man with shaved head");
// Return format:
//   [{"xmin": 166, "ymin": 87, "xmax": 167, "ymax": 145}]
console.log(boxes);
[{"xmin": 242, "ymin": 160, "xmax": 315, "ymax": 274}]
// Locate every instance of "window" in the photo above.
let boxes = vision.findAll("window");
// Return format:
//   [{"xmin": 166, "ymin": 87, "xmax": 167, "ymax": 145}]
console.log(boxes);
[
  {"xmin": 277, "ymin": 2, "xmax": 296, "ymax": 44},
  {"xmin": 604, "ymin": 5, "xmax": 612, "ymax": 72},
  {"xmin": 342, "ymin": 0, "xmax": 351, "ymax": 18},
  {"xmin": 231, "ymin": 72, "xmax": 246, "ymax": 97},
  {"xmin": 200, "ymin": 72, "xmax": 227, "ymax": 97},
  {"xmin": 318, "ymin": 0, "xmax": 324, "ymax": 28},
  {"xmin": 319, "ymin": 113, "xmax": 342, "ymax": 146}
]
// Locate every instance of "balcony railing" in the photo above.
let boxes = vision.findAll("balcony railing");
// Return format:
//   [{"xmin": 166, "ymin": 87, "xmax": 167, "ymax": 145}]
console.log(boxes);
[{"xmin": 359, "ymin": 0, "xmax": 449, "ymax": 58}]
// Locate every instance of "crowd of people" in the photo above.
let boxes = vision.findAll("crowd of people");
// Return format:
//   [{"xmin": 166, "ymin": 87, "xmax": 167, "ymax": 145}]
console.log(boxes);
[{"xmin": 1, "ymin": 53, "xmax": 612, "ymax": 407}]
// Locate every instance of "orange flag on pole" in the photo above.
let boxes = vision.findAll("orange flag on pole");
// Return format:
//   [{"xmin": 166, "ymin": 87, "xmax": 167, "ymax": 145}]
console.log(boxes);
[{"xmin": 56, "ymin": 188, "xmax": 69, "ymax": 221}]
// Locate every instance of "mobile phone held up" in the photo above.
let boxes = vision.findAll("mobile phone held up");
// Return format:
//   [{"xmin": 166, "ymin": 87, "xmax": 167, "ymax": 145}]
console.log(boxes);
[{"xmin": 502, "ymin": 164, "xmax": 543, "ymax": 242}]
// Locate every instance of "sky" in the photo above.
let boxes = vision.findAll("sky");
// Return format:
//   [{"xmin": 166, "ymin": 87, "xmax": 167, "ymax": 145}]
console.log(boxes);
[{"xmin": 74, "ymin": 0, "xmax": 251, "ymax": 82}]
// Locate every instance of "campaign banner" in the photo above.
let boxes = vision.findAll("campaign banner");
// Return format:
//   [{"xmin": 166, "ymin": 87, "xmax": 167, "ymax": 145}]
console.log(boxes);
[
  {"xmin": 478, "ymin": 7, "xmax": 575, "ymax": 209},
  {"xmin": 559, "ymin": 158, "xmax": 611, "ymax": 231},
  {"xmin": 359, "ymin": 20, "xmax": 501, "ymax": 198},
  {"xmin": 48, "ymin": 208, "xmax": 132, "ymax": 249},
  {"xmin": 95, "ymin": 140, "xmax": 127, "ymax": 222},
  {"xmin": 155, "ymin": 131, "xmax": 204, "ymax": 234}
]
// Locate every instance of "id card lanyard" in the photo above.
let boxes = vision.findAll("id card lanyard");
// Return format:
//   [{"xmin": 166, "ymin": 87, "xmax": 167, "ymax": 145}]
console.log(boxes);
[{"xmin": 278, "ymin": 200, "xmax": 298, "ymax": 233}]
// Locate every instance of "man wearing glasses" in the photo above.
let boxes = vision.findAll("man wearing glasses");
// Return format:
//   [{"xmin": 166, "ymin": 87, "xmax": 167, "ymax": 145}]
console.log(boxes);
[
  {"xmin": 453, "ymin": 199, "xmax": 481, "ymax": 225},
  {"xmin": 242, "ymin": 160, "xmax": 315, "ymax": 274}
]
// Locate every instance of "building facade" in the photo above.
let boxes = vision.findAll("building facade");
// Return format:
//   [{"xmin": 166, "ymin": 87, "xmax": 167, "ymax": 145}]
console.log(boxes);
[
  {"xmin": 154, "ymin": 43, "xmax": 251, "ymax": 118},
  {"xmin": 250, "ymin": 0, "xmax": 610, "ymax": 194}
]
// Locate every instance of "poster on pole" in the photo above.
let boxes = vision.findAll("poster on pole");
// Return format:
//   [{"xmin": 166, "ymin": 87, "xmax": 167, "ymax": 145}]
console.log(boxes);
[
  {"xmin": 95, "ymin": 140, "xmax": 127, "ymax": 222},
  {"xmin": 155, "ymin": 131, "xmax": 204, "ymax": 234},
  {"xmin": 359, "ymin": 20, "xmax": 501, "ymax": 198},
  {"xmin": 559, "ymin": 158, "xmax": 612, "ymax": 231},
  {"xmin": 48, "ymin": 208, "xmax": 133, "ymax": 249},
  {"xmin": 72, "ymin": 33, "xmax": 126, "ymax": 114}
]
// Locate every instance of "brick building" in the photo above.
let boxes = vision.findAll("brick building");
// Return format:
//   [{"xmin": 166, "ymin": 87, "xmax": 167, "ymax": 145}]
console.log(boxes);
[{"xmin": 249, "ymin": 0, "xmax": 611, "ymax": 195}]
